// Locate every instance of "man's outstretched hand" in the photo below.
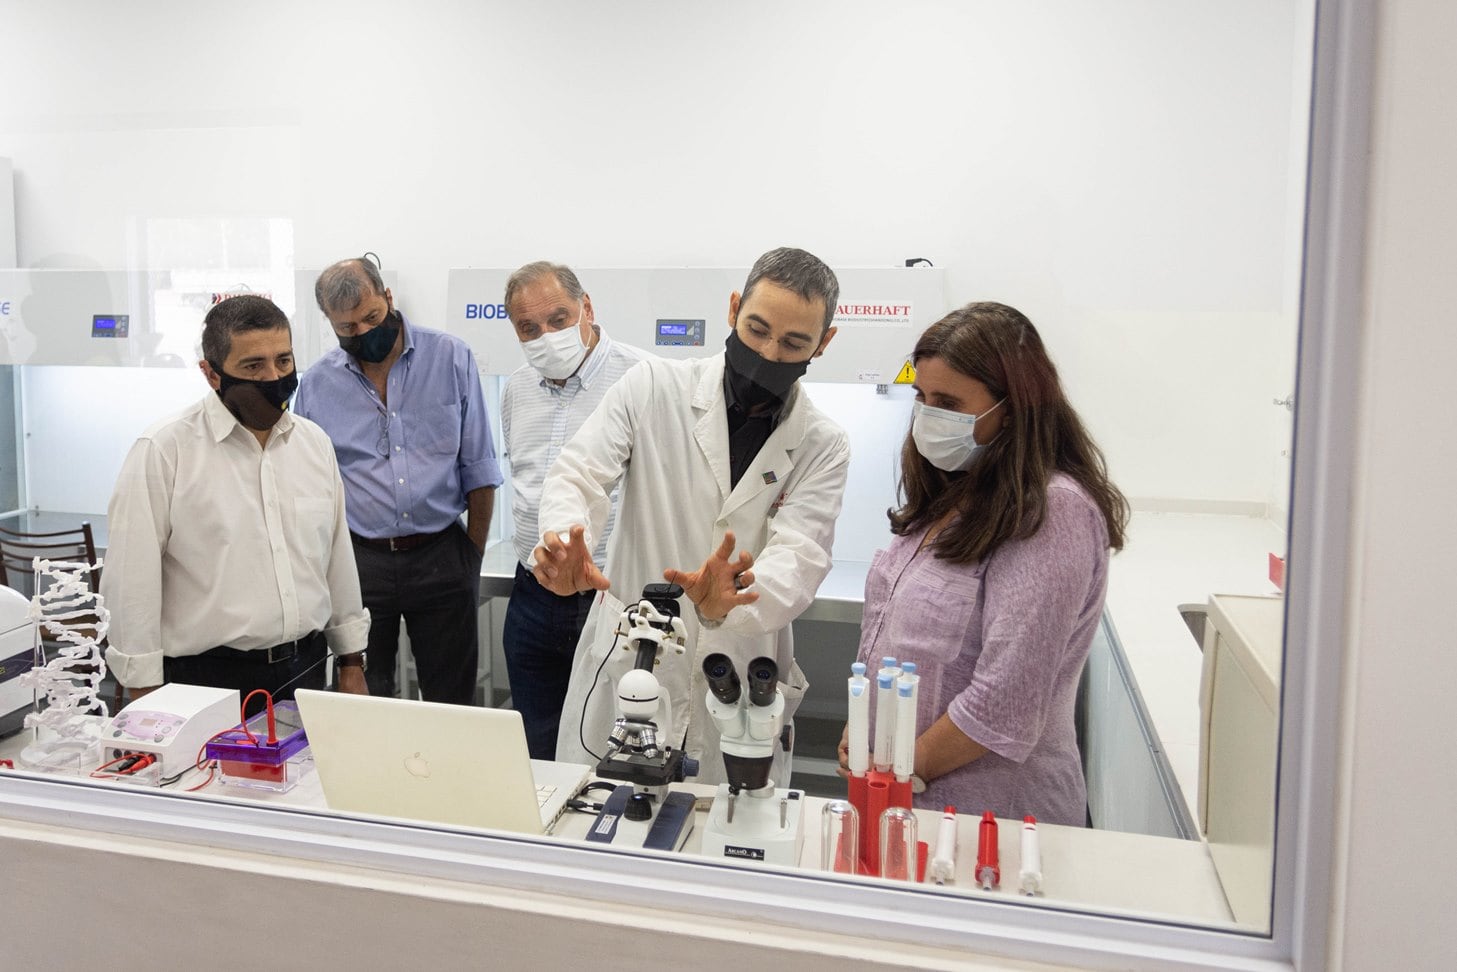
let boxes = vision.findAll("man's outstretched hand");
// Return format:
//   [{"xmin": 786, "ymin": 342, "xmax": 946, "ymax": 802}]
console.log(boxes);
[
  {"xmin": 533, "ymin": 525, "xmax": 611, "ymax": 595},
  {"xmin": 663, "ymin": 531, "xmax": 758, "ymax": 622}
]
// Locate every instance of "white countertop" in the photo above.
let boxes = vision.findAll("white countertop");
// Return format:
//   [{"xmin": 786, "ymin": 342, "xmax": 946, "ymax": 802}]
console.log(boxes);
[
  {"xmin": 1104, "ymin": 511, "xmax": 1286, "ymax": 816},
  {"xmin": 0, "ymin": 730, "xmax": 1237, "ymax": 928}
]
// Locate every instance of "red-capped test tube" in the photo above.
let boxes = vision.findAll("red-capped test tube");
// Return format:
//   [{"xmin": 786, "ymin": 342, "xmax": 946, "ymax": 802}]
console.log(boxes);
[{"xmin": 976, "ymin": 811, "xmax": 1000, "ymax": 890}]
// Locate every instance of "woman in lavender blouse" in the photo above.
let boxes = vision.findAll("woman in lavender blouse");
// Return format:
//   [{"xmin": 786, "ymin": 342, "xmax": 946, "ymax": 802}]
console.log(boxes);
[{"xmin": 840, "ymin": 303, "xmax": 1128, "ymax": 825}]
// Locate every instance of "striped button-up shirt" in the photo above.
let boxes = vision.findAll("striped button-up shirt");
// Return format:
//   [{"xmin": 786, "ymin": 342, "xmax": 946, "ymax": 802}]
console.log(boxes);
[{"xmin": 501, "ymin": 328, "xmax": 649, "ymax": 567}]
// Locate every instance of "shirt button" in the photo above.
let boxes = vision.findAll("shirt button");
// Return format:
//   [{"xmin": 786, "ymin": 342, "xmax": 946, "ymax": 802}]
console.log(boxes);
[
  {"xmin": 403, "ymin": 513, "xmax": 410, "ymax": 519},
  {"xmin": 395, "ymin": 445, "xmax": 401, "ymax": 452},
  {"xmin": 398, "ymin": 478, "xmax": 405, "ymax": 485}
]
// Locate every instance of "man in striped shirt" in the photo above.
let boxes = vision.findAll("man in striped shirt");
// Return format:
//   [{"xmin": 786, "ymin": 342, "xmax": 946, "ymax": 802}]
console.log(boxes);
[{"xmin": 501, "ymin": 261, "xmax": 649, "ymax": 758}]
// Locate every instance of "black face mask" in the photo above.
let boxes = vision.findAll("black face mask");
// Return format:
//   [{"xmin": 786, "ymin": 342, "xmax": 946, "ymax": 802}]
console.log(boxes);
[
  {"xmin": 213, "ymin": 366, "xmax": 299, "ymax": 431},
  {"xmin": 724, "ymin": 328, "xmax": 812, "ymax": 408},
  {"xmin": 338, "ymin": 308, "xmax": 402, "ymax": 364}
]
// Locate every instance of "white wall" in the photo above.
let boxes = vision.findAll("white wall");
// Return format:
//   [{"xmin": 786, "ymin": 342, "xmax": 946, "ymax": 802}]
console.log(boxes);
[
  {"xmin": 0, "ymin": 0, "xmax": 1306, "ymax": 522},
  {"xmin": 0, "ymin": 157, "xmax": 14, "ymax": 268},
  {"xmin": 1332, "ymin": 1, "xmax": 1457, "ymax": 968}
]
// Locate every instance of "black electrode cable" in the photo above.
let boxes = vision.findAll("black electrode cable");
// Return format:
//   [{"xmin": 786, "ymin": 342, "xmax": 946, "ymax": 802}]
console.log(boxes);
[{"xmin": 578, "ymin": 631, "xmax": 622, "ymax": 763}]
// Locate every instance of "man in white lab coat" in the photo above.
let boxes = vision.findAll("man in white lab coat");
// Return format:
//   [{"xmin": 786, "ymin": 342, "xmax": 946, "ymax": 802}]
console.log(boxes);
[{"xmin": 534, "ymin": 247, "xmax": 850, "ymax": 788}]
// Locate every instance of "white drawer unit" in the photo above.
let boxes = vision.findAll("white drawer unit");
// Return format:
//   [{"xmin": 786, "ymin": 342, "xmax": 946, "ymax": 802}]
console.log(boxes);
[{"xmin": 1199, "ymin": 593, "xmax": 1284, "ymax": 927}]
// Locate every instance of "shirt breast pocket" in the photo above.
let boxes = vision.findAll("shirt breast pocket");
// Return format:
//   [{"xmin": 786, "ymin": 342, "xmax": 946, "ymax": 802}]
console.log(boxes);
[
  {"xmin": 292, "ymin": 497, "xmax": 335, "ymax": 552},
  {"xmin": 889, "ymin": 557, "xmax": 984, "ymax": 667},
  {"xmin": 417, "ymin": 399, "xmax": 463, "ymax": 457}
]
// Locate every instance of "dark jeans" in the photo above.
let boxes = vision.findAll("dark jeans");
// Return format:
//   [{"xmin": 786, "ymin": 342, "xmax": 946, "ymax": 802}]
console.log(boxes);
[
  {"xmin": 354, "ymin": 523, "xmax": 483, "ymax": 706},
  {"xmin": 163, "ymin": 631, "xmax": 328, "ymax": 719},
  {"xmin": 502, "ymin": 562, "xmax": 596, "ymax": 759}
]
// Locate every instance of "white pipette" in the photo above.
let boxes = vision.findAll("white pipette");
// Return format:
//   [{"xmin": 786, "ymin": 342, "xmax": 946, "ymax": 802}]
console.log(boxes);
[
  {"xmin": 1019, "ymin": 816, "xmax": 1042, "ymax": 896},
  {"xmin": 929, "ymin": 806, "xmax": 958, "ymax": 885},
  {"xmin": 872, "ymin": 657, "xmax": 897, "ymax": 773},
  {"xmin": 847, "ymin": 662, "xmax": 870, "ymax": 777},
  {"xmin": 893, "ymin": 674, "xmax": 916, "ymax": 782}
]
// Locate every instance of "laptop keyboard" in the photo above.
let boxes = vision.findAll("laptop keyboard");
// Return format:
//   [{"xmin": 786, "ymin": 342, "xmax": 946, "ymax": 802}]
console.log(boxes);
[{"xmin": 535, "ymin": 783, "xmax": 558, "ymax": 808}]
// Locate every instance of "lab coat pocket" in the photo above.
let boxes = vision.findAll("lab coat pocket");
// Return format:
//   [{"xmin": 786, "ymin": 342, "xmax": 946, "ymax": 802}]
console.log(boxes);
[
  {"xmin": 780, "ymin": 661, "xmax": 809, "ymax": 724},
  {"xmin": 584, "ymin": 590, "xmax": 628, "ymax": 666}
]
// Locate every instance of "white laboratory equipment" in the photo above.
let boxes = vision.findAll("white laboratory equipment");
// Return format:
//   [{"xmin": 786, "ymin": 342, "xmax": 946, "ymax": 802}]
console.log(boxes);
[
  {"xmin": 584, "ymin": 584, "xmax": 698, "ymax": 853},
  {"xmin": 444, "ymin": 265, "xmax": 948, "ymax": 382},
  {"xmin": 100, "ymin": 683, "xmax": 240, "ymax": 779},
  {"xmin": 698, "ymin": 652, "xmax": 806, "ymax": 867},
  {"xmin": 0, "ymin": 585, "xmax": 35, "ymax": 737}
]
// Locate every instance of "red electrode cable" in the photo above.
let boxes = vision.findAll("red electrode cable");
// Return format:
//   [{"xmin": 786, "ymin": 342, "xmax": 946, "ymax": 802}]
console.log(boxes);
[{"xmin": 240, "ymin": 689, "xmax": 277, "ymax": 744}]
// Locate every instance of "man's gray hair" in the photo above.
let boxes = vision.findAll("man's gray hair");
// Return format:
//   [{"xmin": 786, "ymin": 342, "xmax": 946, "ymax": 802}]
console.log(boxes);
[
  {"xmin": 741, "ymin": 247, "xmax": 840, "ymax": 333},
  {"xmin": 315, "ymin": 258, "xmax": 387, "ymax": 315},
  {"xmin": 503, "ymin": 261, "xmax": 585, "ymax": 316}
]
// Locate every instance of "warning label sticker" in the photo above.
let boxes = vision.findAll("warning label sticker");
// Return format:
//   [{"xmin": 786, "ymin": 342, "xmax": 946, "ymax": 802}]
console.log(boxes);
[{"xmin": 893, "ymin": 361, "xmax": 916, "ymax": 384}]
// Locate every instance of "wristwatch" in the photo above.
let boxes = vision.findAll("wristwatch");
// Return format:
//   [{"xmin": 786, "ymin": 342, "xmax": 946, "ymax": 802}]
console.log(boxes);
[{"xmin": 336, "ymin": 652, "xmax": 367, "ymax": 672}]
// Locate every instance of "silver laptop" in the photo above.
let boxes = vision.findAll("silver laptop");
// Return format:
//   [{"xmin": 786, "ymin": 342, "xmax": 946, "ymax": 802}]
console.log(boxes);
[{"xmin": 294, "ymin": 690, "xmax": 591, "ymax": 835}]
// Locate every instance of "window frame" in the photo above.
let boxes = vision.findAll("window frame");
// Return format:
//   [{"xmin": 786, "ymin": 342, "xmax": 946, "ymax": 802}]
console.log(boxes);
[{"xmin": 0, "ymin": 0, "xmax": 1373, "ymax": 966}]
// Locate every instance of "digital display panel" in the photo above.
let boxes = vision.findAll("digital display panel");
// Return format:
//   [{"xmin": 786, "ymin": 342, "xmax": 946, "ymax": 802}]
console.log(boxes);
[
  {"xmin": 92, "ymin": 314, "xmax": 129, "ymax": 338},
  {"xmin": 654, "ymin": 318, "xmax": 705, "ymax": 347}
]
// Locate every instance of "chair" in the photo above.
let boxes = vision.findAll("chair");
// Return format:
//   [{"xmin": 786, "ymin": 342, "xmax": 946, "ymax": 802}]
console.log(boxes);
[
  {"xmin": 0, "ymin": 521, "xmax": 114, "ymax": 707},
  {"xmin": 0, "ymin": 521, "xmax": 102, "ymax": 595}
]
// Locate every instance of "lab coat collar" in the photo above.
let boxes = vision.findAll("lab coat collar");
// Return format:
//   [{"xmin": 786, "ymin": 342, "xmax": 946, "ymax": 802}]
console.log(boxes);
[{"xmin": 693, "ymin": 354, "xmax": 808, "ymax": 519}]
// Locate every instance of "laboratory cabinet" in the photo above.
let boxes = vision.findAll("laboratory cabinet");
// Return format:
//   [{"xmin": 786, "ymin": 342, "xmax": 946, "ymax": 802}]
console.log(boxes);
[{"xmin": 1198, "ymin": 592, "xmax": 1283, "ymax": 928}]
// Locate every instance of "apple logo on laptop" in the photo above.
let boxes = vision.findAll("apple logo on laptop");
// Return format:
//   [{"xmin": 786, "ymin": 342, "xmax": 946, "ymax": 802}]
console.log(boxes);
[{"xmin": 403, "ymin": 752, "xmax": 431, "ymax": 779}]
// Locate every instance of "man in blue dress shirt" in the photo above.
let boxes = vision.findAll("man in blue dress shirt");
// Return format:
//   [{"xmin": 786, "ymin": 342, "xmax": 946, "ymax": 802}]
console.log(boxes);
[{"xmin": 295, "ymin": 258, "xmax": 502, "ymax": 704}]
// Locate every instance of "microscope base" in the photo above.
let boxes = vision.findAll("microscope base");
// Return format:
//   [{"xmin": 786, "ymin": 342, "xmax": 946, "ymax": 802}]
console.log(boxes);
[
  {"xmin": 584, "ymin": 786, "xmax": 696, "ymax": 852},
  {"xmin": 699, "ymin": 784, "xmax": 806, "ymax": 866}
]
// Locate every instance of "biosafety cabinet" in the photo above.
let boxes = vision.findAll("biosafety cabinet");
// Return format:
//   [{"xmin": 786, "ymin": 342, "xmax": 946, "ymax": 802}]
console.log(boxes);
[{"xmin": 445, "ymin": 265, "xmax": 948, "ymax": 382}]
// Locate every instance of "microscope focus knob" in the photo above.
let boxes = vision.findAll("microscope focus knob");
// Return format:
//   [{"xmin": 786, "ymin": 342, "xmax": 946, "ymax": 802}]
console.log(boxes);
[{"xmin": 625, "ymin": 793, "xmax": 654, "ymax": 822}]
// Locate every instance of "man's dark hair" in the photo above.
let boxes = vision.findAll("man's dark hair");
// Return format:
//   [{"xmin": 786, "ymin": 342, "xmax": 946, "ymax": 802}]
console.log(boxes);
[
  {"xmin": 740, "ymin": 247, "xmax": 840, "ymax": 333},
  {"xmin": 201, "ymin": 295, "xmax": 291, "ymax": 366},
  {"xmin": 315, "ymin": 257, "xmax": 387, "ymax": 316}
]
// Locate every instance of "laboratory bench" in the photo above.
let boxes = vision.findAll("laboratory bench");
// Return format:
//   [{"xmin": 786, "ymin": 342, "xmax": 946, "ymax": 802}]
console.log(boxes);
[
  {"xmin": 7, "ymin": 509, "xmax": 1286, "ymax": 859},
  {"xmin": 0, "ymin": 727, "xmax": 1238, "ymax": 928}
]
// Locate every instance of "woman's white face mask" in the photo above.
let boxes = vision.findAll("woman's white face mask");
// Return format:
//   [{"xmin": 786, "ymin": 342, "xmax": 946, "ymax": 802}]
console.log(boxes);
[
  {"xmin": 522, "ymin": 317, "xmax": 589, "ymax": 380},
  {"xmin": 911, "ymin": 398, "xmax": 1005, "ymax": 472}
]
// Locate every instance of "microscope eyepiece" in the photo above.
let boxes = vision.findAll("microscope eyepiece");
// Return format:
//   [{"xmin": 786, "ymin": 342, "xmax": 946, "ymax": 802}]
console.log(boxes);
[
  {"xmin": 747, "ymin": 656, "xmax": 778, "ymax": 707},
  {"xmin": 702, "ymin": 653, "xmax": 741, "ymax": 704}
]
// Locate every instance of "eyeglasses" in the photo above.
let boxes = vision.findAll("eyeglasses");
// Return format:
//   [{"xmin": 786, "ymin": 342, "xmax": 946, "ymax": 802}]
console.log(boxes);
[{"xmin": 375, "ymin": 409, "xmax": 390, "ymax": 458}]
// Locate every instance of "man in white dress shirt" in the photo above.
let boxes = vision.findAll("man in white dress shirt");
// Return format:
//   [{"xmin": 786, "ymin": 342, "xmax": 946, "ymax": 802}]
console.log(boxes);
[
  {"xmin": 500, "ymin": 261, "xmax": 648, "ymax": 758},
  {"xmin": 102, "ymin": 295, "xmax": 369, "ymax": 709}
]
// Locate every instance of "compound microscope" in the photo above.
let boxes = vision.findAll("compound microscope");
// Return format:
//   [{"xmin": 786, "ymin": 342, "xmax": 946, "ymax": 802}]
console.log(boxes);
[
  {"xmin": 698, "ymin": 653, "xmax": 807, "ymax": 866},
  {"xmin": 585, "ymin": 583, "xmax": 700, "ymax": 852}
]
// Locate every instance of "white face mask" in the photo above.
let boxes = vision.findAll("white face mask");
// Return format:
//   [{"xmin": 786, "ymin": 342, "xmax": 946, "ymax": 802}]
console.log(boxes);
[
  {"xmin": 911, "ymin": 398, "xmax": 1005, "ymax": 472},
  {"xmin": 522, "ymin": 316, "xmax": 589, "ymax": 380}
]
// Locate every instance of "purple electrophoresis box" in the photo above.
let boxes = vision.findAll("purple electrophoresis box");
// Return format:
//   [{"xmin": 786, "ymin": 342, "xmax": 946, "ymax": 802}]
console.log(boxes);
[{"xmin": 204, "ymin": 701, "xmax": 309, "ymax": 766}]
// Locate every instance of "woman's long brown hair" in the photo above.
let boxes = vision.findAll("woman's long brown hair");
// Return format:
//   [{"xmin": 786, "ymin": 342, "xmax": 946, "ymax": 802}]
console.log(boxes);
[{"xmin": 890, "ymin": 302, "xmax": 1128, "ymax": 562}]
